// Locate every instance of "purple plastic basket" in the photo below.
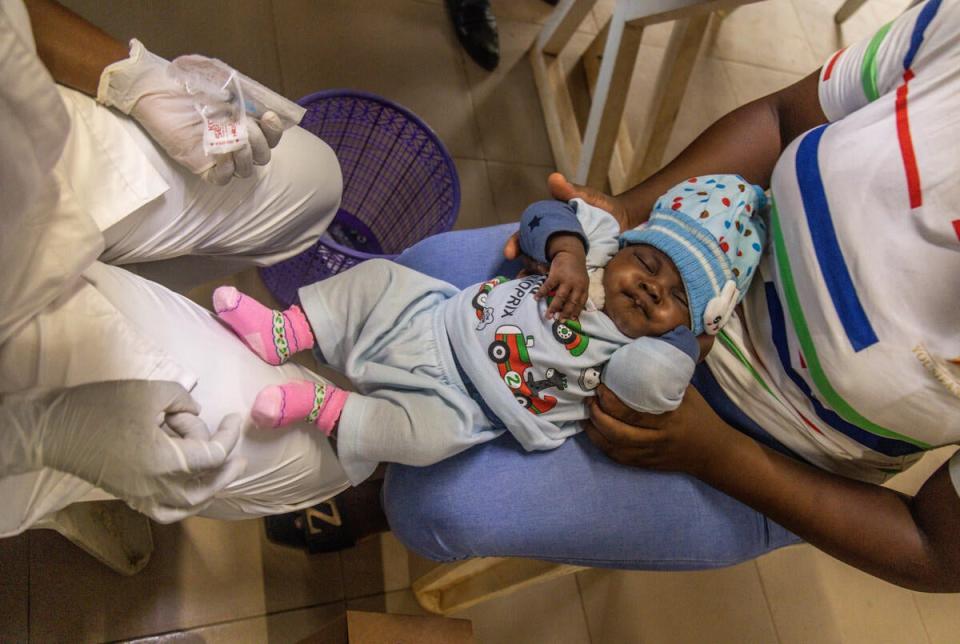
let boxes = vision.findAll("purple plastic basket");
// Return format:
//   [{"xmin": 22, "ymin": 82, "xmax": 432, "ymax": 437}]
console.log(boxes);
[{"xmin": 260, "ymin": 90, "xmax": 460, "ymax": 307}]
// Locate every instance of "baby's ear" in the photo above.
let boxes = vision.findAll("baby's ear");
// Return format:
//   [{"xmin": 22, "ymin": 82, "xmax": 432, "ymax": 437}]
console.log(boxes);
[{"xmin": 696, "ymin": 333, "xmax": 715, "ymax": 363}]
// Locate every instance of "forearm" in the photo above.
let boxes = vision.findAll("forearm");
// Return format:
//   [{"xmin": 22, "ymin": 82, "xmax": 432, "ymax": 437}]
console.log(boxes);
[
  {"xmin": 701, "ymin": 426, "xmax": 960, "ymax": 591},
  {"xmin": 617, "ymin": 69, "xmax": 825, "ymax": 228},
  {"xmin": 25, "ymin": 0, "xmax": 127, "ymax": 96}
]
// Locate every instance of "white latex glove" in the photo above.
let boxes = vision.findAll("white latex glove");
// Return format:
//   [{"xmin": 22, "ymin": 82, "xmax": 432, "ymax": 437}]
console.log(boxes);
[
  {"xmin": 0, "ymin": 380, "xmax": 247, "ymax": 523},
  {"xmin": 97, "ymin": 39, "xmax": 283, "ymax": 185}
]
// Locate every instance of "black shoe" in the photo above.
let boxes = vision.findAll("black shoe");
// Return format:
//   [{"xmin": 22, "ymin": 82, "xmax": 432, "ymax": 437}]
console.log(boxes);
[
  {"xmin": 264, "ymin": 499, "xmax": 357, "ymax": 554},
  {"xmin": 446, "ymin": 0, "xmax": 500, "ymax": 71}
]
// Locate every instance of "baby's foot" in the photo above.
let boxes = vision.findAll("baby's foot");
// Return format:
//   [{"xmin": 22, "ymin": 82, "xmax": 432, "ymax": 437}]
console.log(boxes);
[
  {"xmin": 252, "ymin": 380, "xmax": 349, "ymax": 435},
  {"xmin": 213, "ymin": 286, "xmax": 314, "ymax": 365}
]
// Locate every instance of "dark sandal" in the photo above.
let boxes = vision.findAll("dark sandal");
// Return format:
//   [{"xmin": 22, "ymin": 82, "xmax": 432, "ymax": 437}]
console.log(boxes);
[{"xmin": 264, "ymin": 499, "xmax": 357, "ymax": 554}]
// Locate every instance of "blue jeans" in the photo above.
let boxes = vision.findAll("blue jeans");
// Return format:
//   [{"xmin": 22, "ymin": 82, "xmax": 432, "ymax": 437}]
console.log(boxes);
[{"xmin": 384, "ymin": 224, "xmax": 801, "ymax": 569}]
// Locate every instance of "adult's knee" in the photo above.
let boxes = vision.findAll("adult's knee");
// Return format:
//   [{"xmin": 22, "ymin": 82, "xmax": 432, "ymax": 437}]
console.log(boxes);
[
  {"xmin": 254, "ymin": 127, "xmax": 343, "ymax": 261},
  {"xmin": 382, "ymin": 464, "xmax": 474, "ymax": 562}
]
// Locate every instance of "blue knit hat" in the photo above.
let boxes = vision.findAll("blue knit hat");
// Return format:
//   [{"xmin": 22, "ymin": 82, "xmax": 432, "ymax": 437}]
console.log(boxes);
[{"xmin": 619, "ymin": 175, "xmax": 768, "ymax": 336}]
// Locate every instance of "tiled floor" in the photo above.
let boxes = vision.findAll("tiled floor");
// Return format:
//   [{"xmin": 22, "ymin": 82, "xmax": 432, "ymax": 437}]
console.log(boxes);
[{"xmin": 4, "ymin": 0, "xmax": 960, "ymax": 642}]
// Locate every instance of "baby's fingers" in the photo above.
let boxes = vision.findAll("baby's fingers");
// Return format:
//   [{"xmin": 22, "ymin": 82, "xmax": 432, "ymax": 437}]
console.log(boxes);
[
  {"xmin": 546, "ymin": 283, "xmax": 572, "ymax": 319},
  {"xmin": 560, "ymin": 288, "xmax": 586, "ymax": 321},
  {"xmin": 535, "ymin": 273, "xmax": 558, "ymax": 300}
]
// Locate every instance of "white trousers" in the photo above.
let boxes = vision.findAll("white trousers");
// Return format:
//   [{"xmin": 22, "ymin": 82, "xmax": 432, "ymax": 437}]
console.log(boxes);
[{"xmin": 0, "ymin": 96, "xmax": 348, "ymax": 534}]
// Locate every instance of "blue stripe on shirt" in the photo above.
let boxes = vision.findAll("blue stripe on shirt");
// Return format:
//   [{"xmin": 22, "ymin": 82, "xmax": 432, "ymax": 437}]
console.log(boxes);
[
  {"xmin": 764, "ymin": 282, "xmax": 920, "ymax": 457},
  {"xmin": 796, "ymin": 125, "xmax": 879, "ymax": 352},
  {"xmin": 903, "ymin": 0, "xmax": 942, "ymax": 70}
]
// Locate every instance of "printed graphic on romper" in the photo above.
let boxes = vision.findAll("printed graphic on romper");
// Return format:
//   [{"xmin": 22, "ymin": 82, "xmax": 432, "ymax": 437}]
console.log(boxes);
[
  {"xmin": 474, "ymin": 276, "xmax": 605, "ymax": 413},
  {"xmin": 487, "ymin": 325, "xmax": 567, "ymax": 414}
]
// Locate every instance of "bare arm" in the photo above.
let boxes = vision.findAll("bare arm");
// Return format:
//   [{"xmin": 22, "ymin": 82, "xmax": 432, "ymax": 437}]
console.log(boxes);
[
  {"xmin": 586, "ymin": 387, "xmax": 960, "ymax": 592},
  {"xmin": 25, "ymin": 0, "xmax": 127, "ymax": 96}
]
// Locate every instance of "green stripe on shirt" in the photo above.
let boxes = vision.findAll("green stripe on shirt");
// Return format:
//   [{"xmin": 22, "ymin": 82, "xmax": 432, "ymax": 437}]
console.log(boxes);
[
  {"xmin": 861, "ymin": 21, "xmax": 894, "ymax": 102},
  {"xmin": 717, "ymin": 330, "xmax": 777, "ymax": 399},
  {"xmin": 767, "ymin": 199, "xmax": 930, "ymax": 448}
]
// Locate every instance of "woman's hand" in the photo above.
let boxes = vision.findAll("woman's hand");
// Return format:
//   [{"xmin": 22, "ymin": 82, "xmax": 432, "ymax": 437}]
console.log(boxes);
[{"xmin": 583, "ymin": 383, "xmax": 737, "ymax": 477}]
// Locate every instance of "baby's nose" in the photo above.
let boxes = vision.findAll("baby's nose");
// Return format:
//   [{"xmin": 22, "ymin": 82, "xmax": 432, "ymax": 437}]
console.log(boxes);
[{"xmin": 640, "ymin": 280, "xmax": 662, "ymax": 302}]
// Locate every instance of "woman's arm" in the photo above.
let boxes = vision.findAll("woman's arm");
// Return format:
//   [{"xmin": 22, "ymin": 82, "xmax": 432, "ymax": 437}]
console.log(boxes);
[
  {"xmin": 585, "ymin": 386, "xmax": 960, "ymax": 592},
  {"xmin": 25, "ymin": 0, "xmax": 127, "ymax": 96}
]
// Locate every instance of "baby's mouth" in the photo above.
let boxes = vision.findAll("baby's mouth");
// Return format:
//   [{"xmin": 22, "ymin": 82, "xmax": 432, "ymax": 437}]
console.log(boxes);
[{"xmin": 623, "ymin": 289, "xmax": 649, "ymax": 318}]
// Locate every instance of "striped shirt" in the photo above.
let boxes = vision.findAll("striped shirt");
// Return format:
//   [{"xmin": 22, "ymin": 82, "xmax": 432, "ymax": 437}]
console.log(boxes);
[{"xmin": 705, "ymin": 0, "xmax": 960, "ymax": 484}]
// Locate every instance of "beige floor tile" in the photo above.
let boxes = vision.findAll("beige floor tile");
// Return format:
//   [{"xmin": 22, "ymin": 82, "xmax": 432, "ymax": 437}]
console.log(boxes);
[
  {"xmin": 405, "ymin": 544, "xmax": 444, "ymax": 587},
  {"xmin": 789, "ymin": 0, "xmax": 903, "ymax": 65},
  {"xmin": 577, "ymin": 563, "xmax": 779, "ymax": 643},
  {"xmin": 883, "ymin": 446, "xmax": 956, "ymax": 496},
  {"xmin": 451, "ymin": 573, "xmax": 590, "ymax": 644},
  {"xmin": 258, "ymin": 524, "xmax": 345, "ymax": 614},
  {"xmin": 491, "ymin": 0, "xmax": 560, "ymax": 25},
  {"xmin": 486, "ymin": 161, "xmax": 556, "ymax": 224},
  {"xmin": 380, "ymin": 532, "xmax": 413, "ymax": 593},
  {"xmin": 465, "ymin": 19, "xmax": 555, "ymax": 165},
  {"xmin": 0, "ymin": 532, "xmax": 29, "ymax": 642},
  {"xmin": 341, "ymin": 536, "xmax": 386, "ymax": 600},
  {"xmin": 346, "ymin": 588, "xmax": 428, "ymax": 617},
  {"xmin": 659, "ymin": 55, "xmax": 741, "ymax": 166},
  {"xmin": 273, "ymin": 0, "xmax": 483, "ymax": 159},
  {"xmin": 264, "ymin": 602, "xmax": 348, "ymax": 643},
  {"xmin": 452, "ymin": 158, "xmax": 499, "ymax": 230},
  {"xmin": 757, "ymin": 544, "xmax": 931, "ymax": 644},
  {"xmin": 384, "ymin": 589, "xmax": 431, "ymax": 615},
  {"xmin": 30, "ymin": 518, "xmax": 268, "ymax": 642},
  {"xmin": 722, "ymin": 59, "xmax": 805, "ymax": 106},
  {"xmin": 126, "ymin": 602, "xmax": 347, "ymax": 644},
  {"xmin": 61, "ymin": 0, "xmax": 286, "ymax": 96},
  {"xmin": 912, "ymin": 591, "xmax": 960, "ymax": 644},
  {"xmin": 126, "ymin": 617, "xmax": 270, "ymax": 643},
  {"xmin": 706, "ymin": 0, "xmax": 820, "ymax": 74}
]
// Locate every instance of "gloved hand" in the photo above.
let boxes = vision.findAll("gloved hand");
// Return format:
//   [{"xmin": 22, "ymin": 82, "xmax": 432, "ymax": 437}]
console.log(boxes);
[
  {"xmin": 97, "ymin": 39, "xmax": 283, "ymax": 185},
  {"xmin": 0, "ymin": 380, "xmax": 247, "ymax": 523}
]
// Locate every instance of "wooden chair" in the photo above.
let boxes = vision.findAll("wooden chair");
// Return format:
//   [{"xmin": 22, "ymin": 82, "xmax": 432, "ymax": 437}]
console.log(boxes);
[
  {"xmin": 414, "ymin": 557, "xmax": 587, "ymax": 615},
  {"xmin": 530, "ymin": 0, "xmax": 765, "ymax": 193}
]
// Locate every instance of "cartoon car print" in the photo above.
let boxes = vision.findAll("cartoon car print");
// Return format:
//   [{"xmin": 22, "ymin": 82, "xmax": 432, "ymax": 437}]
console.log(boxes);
[
  {"xmin": 472, "ymin": 276, "xmax": 508, "ymax": 330},
  {"xmin": 488, "ymin": 325, "xmax": 567, "ymax": 414},
  {"xmin": 552, "ymin": 318, "xmax": 590, "ymax": 357},
  {"xmin": 578, "ymin": 366, "xmax": 602, "ymax": 391}
]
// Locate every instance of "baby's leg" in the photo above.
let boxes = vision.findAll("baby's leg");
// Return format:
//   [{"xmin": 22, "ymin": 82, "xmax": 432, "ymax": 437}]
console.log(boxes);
[
  {"xmin": 252, "ymin": 380, "xmax": 348, "ymax": 434},
  {"xmin": 213, "ymin": 286, "xmax": 314, "ymax": 365}
]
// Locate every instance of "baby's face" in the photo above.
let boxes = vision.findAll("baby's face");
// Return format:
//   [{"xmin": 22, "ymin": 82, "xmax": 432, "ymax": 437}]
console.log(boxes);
[{"xmin": 602, "ymin": 244, "xmax": 690, "ymax": 338}]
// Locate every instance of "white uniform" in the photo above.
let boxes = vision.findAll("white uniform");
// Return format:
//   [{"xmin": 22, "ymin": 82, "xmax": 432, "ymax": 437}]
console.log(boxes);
[
  {"xmin": 0, "ymin": 0, "xmax": 349, "ymax": 536},
  {"xmin": 706, "ymin": 0, "xmax": 960, "ymax": 485}
]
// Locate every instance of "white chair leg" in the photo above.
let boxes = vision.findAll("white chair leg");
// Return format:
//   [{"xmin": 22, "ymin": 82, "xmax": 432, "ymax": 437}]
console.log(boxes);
[
  {"xmin": 33, "ymin": 500, "xmax": 153, "ymax": 576},
  {"xmin": 577, "ymin": 1, "xmax": 646, "ymax": 188}
]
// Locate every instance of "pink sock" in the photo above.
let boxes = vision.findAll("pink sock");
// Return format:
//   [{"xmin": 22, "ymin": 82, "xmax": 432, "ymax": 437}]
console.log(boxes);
[
  {"xmin": 251, "ymin": 380, "xmax": 348, "ymax": 435},
  {"xmin": 213, "ymin": 286, "xmax": 314, "ymax": 365}
]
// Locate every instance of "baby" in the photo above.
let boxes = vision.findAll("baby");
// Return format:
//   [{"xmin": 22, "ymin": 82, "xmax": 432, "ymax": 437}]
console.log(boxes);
[{"xmin": 214, "ymin": 174, "xmax": 767, "ymax": 484}]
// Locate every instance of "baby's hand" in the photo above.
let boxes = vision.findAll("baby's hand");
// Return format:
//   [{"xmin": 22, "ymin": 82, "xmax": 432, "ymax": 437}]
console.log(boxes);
[{"xmin": 536, "ymin": 234, "xmax": 589, "ymax": 320}]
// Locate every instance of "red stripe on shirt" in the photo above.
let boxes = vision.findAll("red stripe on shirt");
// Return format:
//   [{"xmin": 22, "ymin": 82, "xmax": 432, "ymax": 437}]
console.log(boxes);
[
  {"xmin": 823, "ymin": 48, "xmax": 846, "ymax": 81},
  {"xmin": 895, "ymin": 69, "xmax": 922, "ymax": 209},
  {"xmin": 952, "ymin": 220, "xmax": 960, "ymax": 241}
]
